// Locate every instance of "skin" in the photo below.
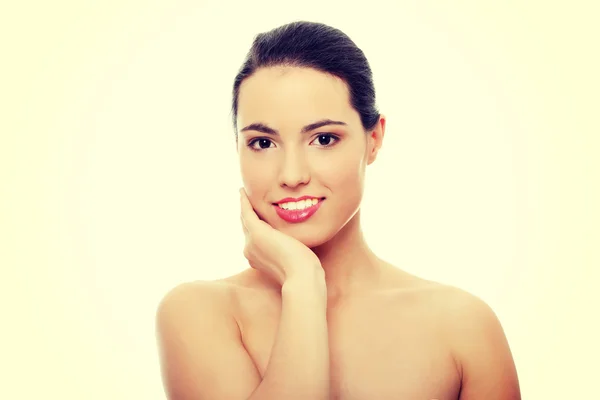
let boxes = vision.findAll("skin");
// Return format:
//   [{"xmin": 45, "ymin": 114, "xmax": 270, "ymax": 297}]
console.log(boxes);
[{"xmin": 156, "ymin": 66, "xmax": 521, "ymax": 399}]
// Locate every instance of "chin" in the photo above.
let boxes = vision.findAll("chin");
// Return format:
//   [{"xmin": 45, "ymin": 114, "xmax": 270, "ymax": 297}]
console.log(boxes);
[
  {"xmin": 276, "ymin": 219, "xmax": 343, "ymax": 249},
  {"xmin": 296, "ymin": 232, "xmax": 333, "ymax": 249}
]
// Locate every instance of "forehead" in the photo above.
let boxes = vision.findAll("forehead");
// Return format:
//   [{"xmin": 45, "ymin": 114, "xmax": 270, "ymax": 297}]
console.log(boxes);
[{"xmin": 237, "ymin": 66, "xmax": 359, "ymax": 130}]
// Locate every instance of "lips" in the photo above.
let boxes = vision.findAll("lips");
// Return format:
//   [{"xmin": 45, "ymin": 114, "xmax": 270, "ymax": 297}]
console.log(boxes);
[
  {"xmin": 275, "ymin": 195, "xmax": 323, "ymax": 204},
  {"xmin": 273, "ymin": 196, "xmax": 325, "ymax": 223}
]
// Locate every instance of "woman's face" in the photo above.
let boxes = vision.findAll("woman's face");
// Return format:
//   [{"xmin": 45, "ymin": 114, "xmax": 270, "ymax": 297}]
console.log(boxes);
[{"xmin": 236, "ymin": 66, "xmax": 384, "ymax": 248}]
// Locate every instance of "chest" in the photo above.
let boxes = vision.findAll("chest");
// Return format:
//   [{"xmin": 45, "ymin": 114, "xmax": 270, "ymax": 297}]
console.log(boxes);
[{"xmin": 238, "ymin": 293, "xmax": 461, "ymax": 400}]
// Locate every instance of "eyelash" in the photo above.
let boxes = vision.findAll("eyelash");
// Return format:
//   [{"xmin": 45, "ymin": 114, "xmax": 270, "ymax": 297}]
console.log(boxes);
[{"xmin": 247, "ymin": 133, "xmax": 340, "ymax": 152}]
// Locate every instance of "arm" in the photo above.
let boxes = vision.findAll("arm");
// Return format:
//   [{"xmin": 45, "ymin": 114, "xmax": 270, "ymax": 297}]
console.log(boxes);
[
  {"xmin": 250, "ymin": 271, "xmax": 330, "ymax": 400},
  {"xmin": 156, "ymin": 282, "xmax": 261, "ymax": 400},
  {"xmin": 156, "ymin": 273, "xmax": 330, "ymax": 400},
  {"xmin": 448, "ymin": 294, "xmax": 521, "ymax": 400}
]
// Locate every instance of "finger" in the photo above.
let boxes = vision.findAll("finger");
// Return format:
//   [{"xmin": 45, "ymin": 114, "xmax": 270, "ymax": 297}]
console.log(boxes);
[
  {"xmin": 240, "ymin": 213, "xmax": 248, "ymax": 235},
  {"xmin": 240, "ymin": 193, "xmax": 249, "ymax": 234},
  {"xmin": 239, "ymin": 188, "xmax": 260, "ymax": 229}
]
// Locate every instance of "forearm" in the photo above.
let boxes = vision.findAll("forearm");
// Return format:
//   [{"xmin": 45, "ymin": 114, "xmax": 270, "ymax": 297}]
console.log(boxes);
[{"xmin": 248, "ymin": 270, "xmax": 330, "ymax": 400}]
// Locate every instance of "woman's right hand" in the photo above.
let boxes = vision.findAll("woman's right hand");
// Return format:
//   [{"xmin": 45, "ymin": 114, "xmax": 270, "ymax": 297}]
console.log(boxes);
[{"xmin": 239, "ymin": 188, "xmax": 323, "ymax": 286}]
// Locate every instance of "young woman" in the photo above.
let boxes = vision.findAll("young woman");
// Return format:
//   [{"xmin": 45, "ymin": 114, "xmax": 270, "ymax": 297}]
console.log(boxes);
[{"xmin": 156, "ymin": 21, "xmax": 521, "ymax": 400}]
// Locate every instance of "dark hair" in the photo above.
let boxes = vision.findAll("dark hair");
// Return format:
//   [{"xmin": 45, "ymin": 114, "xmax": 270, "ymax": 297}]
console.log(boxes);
[{"xmin": 231, "ymin": 20, "xmax": 380, "ymax": 136}]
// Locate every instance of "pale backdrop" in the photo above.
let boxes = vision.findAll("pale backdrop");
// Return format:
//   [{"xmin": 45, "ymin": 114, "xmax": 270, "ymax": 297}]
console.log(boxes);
[{"xmin": 1, "ymin": 1, "xmax": 598, "ymax": 399}]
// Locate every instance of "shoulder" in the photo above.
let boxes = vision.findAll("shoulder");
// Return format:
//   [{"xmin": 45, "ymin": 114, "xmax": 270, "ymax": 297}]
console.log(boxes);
[
  {"xmin": 414, "ymin": 283, "xmax": 508, "ymax": 352},
  {"xmin": 429, "ymin": 285, "xmax": 521, "ymax": 399},
  {"xmin": 433, "ymin": 285, "xmax": 508, "ymax": 351},
  {"xmin": 155, "ymin": 280, "xmax": 233, "ymax": 333},
  {"xmin": 432, "ymin": 284, "xmax": 500, "ymax": 328},
  {"xmin": 155, "ymin": 270, "xmax": 266, "ymax": 330},
  {"xmin": 155, "ymin": 275, "xmax": 266, "ymax": 399},
  {"xmin": 377, "ymin": 269, "xmax": 499, "ymax": 330},
  {"xmin": 154, "ymin": 278, "xmax": 245, "ymax": 376},
  {"xmin": 386, "ymin": 276, "xmax": 502, "ymax": 331}
]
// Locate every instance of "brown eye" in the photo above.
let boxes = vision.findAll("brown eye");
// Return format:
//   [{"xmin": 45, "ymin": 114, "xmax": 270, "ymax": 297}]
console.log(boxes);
[
  {"xmin": 257, "ymin": 139, "xmax": 272, "ymax": 148},
  {"xmin": 311, "ymin": 133, "xmax": 339, "ymax": 147},
  {"xmin": 248, "ymin": 138, "xmax": 274, "ymax": 150}
]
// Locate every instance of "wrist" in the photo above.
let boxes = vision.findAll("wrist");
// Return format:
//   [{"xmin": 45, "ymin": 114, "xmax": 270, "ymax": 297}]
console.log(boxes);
[
  {"xmin": 284, "ymin": 261, "xmax": 325, "ymax": 283},
  {"xmin": 282, "ymin": 266, "xmax": 327, "ymax": 295}
]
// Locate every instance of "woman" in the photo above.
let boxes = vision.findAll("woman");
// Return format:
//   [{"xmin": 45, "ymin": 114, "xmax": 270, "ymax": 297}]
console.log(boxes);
[{"xmin": 156, "ymin": 21, "xmax": 521, "ymax": 400}]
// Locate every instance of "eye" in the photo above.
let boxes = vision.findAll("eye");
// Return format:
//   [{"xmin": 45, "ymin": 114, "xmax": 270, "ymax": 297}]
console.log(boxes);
[
  {"xmin": 248, "ymin": 138, "xmax": 275, "ymax": 151},
  {"xmin": 311, "ymin": 133, "xmax": 339, "ymax": 147}
]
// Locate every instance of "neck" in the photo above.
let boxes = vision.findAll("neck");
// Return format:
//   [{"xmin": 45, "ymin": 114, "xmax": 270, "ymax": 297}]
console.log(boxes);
[{"xmin": 311, "ymin": 209, "xmax": 383, "ymax": 300}]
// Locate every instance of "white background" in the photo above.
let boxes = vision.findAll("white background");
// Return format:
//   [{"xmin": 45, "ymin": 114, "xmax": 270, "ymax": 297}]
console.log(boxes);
[{"xmin": 1, "ymin": 1, "xmax": 598, "ymax": 399}]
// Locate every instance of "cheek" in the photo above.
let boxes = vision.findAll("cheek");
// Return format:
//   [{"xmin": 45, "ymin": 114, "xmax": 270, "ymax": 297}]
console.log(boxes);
[
  {"xmin": 313, "ymin": 149, "xmax": 366, "ymax": 190},
  {"xmin": 239, "ymin": 155, "xmax": 275, "ymax": 198}
]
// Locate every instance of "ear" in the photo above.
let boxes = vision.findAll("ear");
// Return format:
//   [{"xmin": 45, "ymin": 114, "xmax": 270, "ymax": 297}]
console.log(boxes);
[{"xmin": 366, "ymin": 114, "xmax": 386, "ymax": 165}]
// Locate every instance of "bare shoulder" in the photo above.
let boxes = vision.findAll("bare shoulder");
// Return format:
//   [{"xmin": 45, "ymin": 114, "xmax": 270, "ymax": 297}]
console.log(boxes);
[
  {"xmin": 379, "ymin": 265, "xmax": 501, "ymax": 324},
  {"xmin": 424, "ymin": 284, "xmax": 509, "ymax": 351},
  {"xmin": 155, "ymin": 269, "xmax": 262, "ymax": 315},
  {"xmin": 155, "ymin": 273, "xmax": 264, "ymax": 400},
  {"xmin": 410, "ymin": 282, "xmax": 521, "ymax": 399},
  {"xmin": 382, "ymin": 271, "xmax": 520, "ymax": 399},
  {"xmin": 155, "ymin": 269, "xmax": 277, "ymax": 343},
  {"xmin": 155, "ymin": 279, "xmax": 233, "ymax": 321},
  {"xmin": 424, "ymin": 282, "xmax": 500, "ymax": 323},
  {"xmin": 393, "ymin": 277, "xmax": 509, "ymax": 347},
  {"xmin": 154, "ymin": 279, "xmax": 237, "ymax": 365}
]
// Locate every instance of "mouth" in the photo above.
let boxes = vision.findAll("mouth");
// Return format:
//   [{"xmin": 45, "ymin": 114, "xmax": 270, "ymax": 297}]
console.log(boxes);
[
  {"xmin": 273, "ymin": 197, "xmax": 325, "ymax": 210},
  {"xmin": 272, "ymin": 197, "xmax": 325, "ymax": 223}
]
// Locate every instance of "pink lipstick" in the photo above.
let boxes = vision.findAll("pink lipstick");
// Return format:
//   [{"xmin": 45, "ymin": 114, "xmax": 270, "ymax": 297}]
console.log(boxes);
[{"xmin": 273, "ymin": 196, "xmax": 324, "ymax": 223}]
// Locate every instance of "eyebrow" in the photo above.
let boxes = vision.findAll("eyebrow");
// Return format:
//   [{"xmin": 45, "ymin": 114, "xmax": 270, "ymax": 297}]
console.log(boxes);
[{"xmin": 240, "ymin": 118, "xmax": 348, "ymax": 136}]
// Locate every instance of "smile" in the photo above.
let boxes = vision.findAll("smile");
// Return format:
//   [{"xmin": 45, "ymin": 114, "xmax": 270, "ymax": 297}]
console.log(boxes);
[{"xmin": 273, "ymin": 196, "xmax": 325, "ymax": 223}]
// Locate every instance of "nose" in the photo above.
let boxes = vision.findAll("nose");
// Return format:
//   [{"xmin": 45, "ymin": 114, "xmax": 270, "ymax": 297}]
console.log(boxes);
[{"xmin": 278, "ymin": 150, "xmax": 310, "ymax": 188}]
